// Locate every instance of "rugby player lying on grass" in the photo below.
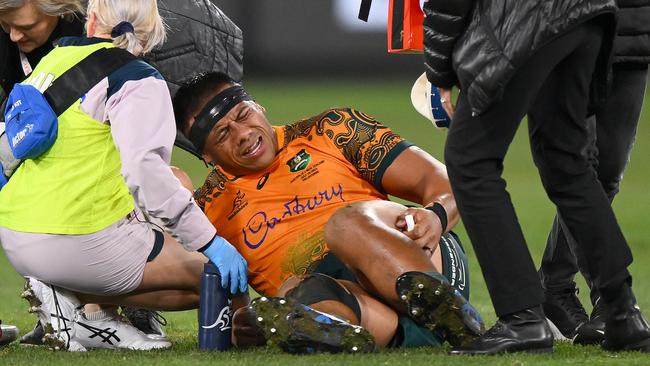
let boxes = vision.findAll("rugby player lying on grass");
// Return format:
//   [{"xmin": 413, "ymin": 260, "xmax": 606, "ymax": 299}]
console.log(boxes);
[{"xmin": 172, "ymin": 72, "xmax": 485, "ymax": 353}]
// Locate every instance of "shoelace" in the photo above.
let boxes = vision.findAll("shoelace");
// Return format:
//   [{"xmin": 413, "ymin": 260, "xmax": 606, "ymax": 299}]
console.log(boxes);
[
  {"xmin": 484, "ymin": 320, "xmax": 507, "ymax": 337},
  {"xmin": 551, "ymin": 286, "xmax": 588, "ymax": 324},
  {"xmin": 123, "ymin": 308, "xmax": 167, "ymax": 331},
  {"xmin": 151, "ymin": 311, "xmax": 167, "ymax": 327}
]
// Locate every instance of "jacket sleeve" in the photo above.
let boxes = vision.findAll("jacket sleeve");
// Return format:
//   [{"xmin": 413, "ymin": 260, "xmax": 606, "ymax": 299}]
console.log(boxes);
[
  {"xmin": 107, "ymin": 76, "xmax": 216, "ymax": 252},
  {"xmin": 423, "ymin": 0, "xmax": 474, "ymax": 88}
]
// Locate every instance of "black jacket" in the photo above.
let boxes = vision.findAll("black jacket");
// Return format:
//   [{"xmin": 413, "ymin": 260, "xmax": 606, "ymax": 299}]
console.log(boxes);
[
  {"xmin": 146, "ymin": 0, "xmax": 244, "ymax": 98},
  {"xmin": 423, "ymin": 0, "xmax": 617, "ymax": 115},
  {"xmin": 615, "ymin": 0, "xmax": 650, "ymax": 63},
  {"xmin": 0, "ymin": 15, "xmax": 84, "ymax": 99}
]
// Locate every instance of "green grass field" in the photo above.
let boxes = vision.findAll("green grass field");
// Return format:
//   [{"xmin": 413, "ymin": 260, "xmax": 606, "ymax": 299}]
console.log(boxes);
[{"xmin": 2, "ymin": 78, "xmax": 650, "ymax": 365}]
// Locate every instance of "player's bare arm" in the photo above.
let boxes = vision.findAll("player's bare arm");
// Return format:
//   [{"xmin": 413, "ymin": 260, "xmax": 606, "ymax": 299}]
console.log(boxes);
[{"xmin": 381, "ymin": 145, "xmax": 459, "ymax": 249}]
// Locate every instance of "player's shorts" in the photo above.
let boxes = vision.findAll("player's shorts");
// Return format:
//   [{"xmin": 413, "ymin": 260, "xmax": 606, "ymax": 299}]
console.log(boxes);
[
  {"xmin": 0, "ymin": 210, "xmax": 164, "ymax": 296},
  {"xmin": 309, "ymin": 231, "xmax": 470, "ymax": 348}
]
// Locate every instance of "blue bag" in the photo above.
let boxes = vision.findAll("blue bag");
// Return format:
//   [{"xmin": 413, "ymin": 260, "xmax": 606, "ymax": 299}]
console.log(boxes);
[
  {"xmin": 0, "ymin": 164, "xmax": 7, "ymax": 189},
  {"xmin": 4, "ymin": 84, "xmax": 58, "ymax": 160}
]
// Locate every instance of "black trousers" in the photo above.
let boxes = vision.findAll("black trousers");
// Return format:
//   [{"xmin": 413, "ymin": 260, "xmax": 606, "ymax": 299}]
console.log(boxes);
[
  {"xmin": 445, "ymin": 21, "xmax": 632, "ymax": 317},
  {"xmin": 538, "ymin": 64, "xmax": 648, "ymax": 305}
]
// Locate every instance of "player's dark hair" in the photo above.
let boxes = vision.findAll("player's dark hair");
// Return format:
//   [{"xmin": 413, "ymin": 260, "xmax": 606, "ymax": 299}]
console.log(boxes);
[{"xmin": 172, "ymin": 72, "xmax": 237, "ymax": 134}]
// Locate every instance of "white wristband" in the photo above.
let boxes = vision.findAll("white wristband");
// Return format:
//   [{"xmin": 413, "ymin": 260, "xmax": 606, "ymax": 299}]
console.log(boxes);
[{"xmin": 405, "ymin": 214, "xmax": 415, "ymax": 232}]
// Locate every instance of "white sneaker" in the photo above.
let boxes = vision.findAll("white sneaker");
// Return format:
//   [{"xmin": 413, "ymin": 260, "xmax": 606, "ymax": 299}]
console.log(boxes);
[
  {"xmin": 21, "ymin": 277, "xmax": 85, "ymax": 351},
  {"xmin": 74, "ymin": 309, "xmax": 171, "ymax": 350}
]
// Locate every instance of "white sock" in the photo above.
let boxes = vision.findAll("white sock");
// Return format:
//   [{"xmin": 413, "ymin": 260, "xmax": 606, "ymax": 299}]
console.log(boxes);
[{"xmin": 83, "ymin": 308, "xmax": 118, "ymax": 321}]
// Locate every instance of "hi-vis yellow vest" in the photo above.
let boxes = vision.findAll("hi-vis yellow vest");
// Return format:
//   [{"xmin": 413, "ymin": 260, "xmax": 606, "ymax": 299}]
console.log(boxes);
[{"xmin": 0, "ymin": 42, "xmax": 134, "ymax": 234}]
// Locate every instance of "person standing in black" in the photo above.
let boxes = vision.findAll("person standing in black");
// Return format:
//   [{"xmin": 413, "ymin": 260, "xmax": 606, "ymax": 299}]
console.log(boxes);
[
  {"xmin": 423, "ymin": 0, "xmax": 650, "ymax": 354},
  {"xmin": 538, "ymin": 0, "xmax": 650, "ymax": 344}
]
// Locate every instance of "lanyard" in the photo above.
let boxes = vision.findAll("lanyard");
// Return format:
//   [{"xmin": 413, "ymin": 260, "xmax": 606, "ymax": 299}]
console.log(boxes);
[{"xmin": 19, "ymin": 51, "xmax": 33, "ymax": 76}]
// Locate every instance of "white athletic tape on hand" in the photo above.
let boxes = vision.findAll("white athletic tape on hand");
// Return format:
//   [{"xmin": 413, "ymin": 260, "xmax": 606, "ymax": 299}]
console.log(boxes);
[{"xmin": 405, "ymin": 214, "xmax": 415, "ymax": 232}]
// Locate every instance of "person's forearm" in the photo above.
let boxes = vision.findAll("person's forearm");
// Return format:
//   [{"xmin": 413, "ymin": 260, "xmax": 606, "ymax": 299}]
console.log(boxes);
[
  {"xmin": 423, "ymin": 191, "xmax": 459, "ymax": 233},
  {"xmin": 109, "ymin": 78, "xmax": 216, "ymax": 250}
]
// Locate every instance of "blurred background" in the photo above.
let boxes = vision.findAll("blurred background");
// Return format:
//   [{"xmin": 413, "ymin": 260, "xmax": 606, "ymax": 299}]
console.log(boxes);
[{"xmin": 213, "ymin": 0, "xmax": 421, "ymax": 79}]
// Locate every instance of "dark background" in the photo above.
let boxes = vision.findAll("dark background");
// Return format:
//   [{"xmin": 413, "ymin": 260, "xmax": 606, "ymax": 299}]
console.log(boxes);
[{"xmin": 212, "ymin": 0, "xmax": 423, "ymax": 78}]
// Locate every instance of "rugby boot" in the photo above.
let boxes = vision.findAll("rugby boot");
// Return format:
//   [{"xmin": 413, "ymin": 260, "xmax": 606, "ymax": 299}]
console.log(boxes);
[
  {"xmin": 19, "ymin": 321, "xmax": 45, "ymax": 346},
  {"xmin": 0, "ymin": 321, "xmax": 19, "ymax": 346},
  {"xmin": 450, "ymin": 306, "xmax": 554, "ymax": 355},
  {"xmin": 542, "ymin": 282, "xmax": 588, "ymax": 341},
  {"xmin": 21, "ymin": 277, "xmax": 86, "ymax": 351},
  {"xmin": 121, "ymin": 306, "xmax": 168, "ymax": 340},
  {"xmin": 395, "ymin": 271, "xmax": 484, "ymax": 347},
  {"xmin": 573, "ymin": 297, "xmax": 606, "ymax": 345},
  {"xmin": 602, "ymin": 283, "xmax": 650, "ymax": 352},
  {"xmin": 75, "ymin": 308, "xmax": 171, "ymax": 350},
  {"xmin": 248, "ymin": 296, "xmax": 375, "ymax": 354}
]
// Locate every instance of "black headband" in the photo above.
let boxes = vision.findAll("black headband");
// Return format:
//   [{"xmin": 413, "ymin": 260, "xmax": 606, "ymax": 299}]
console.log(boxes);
[{"xmin": 189, "ymin": 85, "xmax": 253, "ymax": 154}]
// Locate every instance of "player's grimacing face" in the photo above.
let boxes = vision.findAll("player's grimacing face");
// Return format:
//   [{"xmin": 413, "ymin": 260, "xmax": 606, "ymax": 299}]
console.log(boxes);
[{"xmin": 201, "ymin": 100, "xmax": 278, "ymax": 176}]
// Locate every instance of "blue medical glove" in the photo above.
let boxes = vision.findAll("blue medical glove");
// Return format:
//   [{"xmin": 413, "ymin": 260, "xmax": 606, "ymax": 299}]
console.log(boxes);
[{"xmin": 201, "ymin": 235, "xmax": 248, "ymax": 294}]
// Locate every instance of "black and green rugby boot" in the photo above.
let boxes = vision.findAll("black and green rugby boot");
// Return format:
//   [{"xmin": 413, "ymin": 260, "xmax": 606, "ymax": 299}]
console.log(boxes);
[
  {"xmin": 396, "ymin": 271, "xmax": 485, "ymax": 347},
  {"xmin": 248, "ymin": 296, "xmax": 375, "ymax": 354}
]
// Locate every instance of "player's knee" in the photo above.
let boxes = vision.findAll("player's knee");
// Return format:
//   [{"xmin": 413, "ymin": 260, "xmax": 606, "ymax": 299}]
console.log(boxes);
[
  {"xmin": 324, "ymin": 204, "xmax": 371, "ymax": 249},
  {"xmin": 286, "ymin": 273, "xmax": 362, "ymax": 324}
]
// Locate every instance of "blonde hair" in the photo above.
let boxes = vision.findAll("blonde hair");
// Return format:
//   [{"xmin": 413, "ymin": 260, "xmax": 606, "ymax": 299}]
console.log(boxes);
[
  {"xmin": 0, "ymin": 0, "xmax": 86, "ymax": 20},
  {"xmin": 86, "ymin": 0, "xmax": 165, "ymax": 56}
]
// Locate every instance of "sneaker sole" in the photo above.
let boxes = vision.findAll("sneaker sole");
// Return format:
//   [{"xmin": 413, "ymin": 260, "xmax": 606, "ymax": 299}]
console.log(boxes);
[
  {"xmin": 249, "ymin": 297, "xmax": 375, "ymax": 354},
  {"xmin": 21, "ymin": 279, "xmax": 67, "ymax": 351},
  {"xmin": 396, "ymin": 271, "xmax": 484, "ymax": 347}
]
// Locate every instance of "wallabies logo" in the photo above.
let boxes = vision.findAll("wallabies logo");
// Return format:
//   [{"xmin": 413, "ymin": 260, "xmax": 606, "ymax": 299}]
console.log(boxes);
[{"xmin": 286, "ymin": 149, "xmax": 311, "ymax": 172}]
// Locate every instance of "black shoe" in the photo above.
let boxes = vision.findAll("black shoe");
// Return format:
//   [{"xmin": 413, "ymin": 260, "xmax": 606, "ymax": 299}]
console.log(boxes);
[
  {"xmin": 542, "ymin": 283, "xmax": 588, "ymax": 340},
  {"xmin": 0, "ymin": 320, "xmax": 19, "ymax": 347},
  {"xmin": 573, "ymin": 297, "xmax": 606, "ymax": 345},
  {"xmin": 602, "ymin": 284, "xmax": 650, "ymax": 352},
  {"xmin": 19, "ymin": 321, "xmax": 44, "ymax": 346},
  {"xmin": 249, "ymin": 296, "xmax": 375, "ymax": 354},
  {"xmin": 395, "ymin": 271, "xmax": 484, "ymax": 347},
  {"xmin": 121, "ymin": 307, "xmax": 167, "ymax": 339},
  {"xmin": 450, "ymin": 307, "xmax": 554, "ymax": 355}
]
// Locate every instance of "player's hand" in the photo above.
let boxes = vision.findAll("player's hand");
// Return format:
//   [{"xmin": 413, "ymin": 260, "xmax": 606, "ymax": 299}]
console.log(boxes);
[
  {"xmin": 232, "ymin": 306, "xmax": 266, "ymax": 348},
  {"xmin": 201, "ymin": 236, "xmax": 248, "ymax": 294},
  {"xmin": 396, "ymin": 207, "xmax": 443, "ymax": 256},
  {"xmin": 438, "ymin": 87, "xmax": 455, "ymax": 118}
]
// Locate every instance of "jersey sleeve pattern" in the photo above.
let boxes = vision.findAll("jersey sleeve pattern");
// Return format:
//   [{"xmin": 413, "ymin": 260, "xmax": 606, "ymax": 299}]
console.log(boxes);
[
  {"xmin": 283, "ymin": 108, "xmax": 411, "ymax": 190},
  {"xmin": 194, "ymin": 167, "xmax": 232, "ymax": 210}
]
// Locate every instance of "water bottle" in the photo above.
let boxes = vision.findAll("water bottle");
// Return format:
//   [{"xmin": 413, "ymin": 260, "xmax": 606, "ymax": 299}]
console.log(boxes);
[{"xmin": 198, "ymin": 261, "xmax": 232, "ymax": 350}]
